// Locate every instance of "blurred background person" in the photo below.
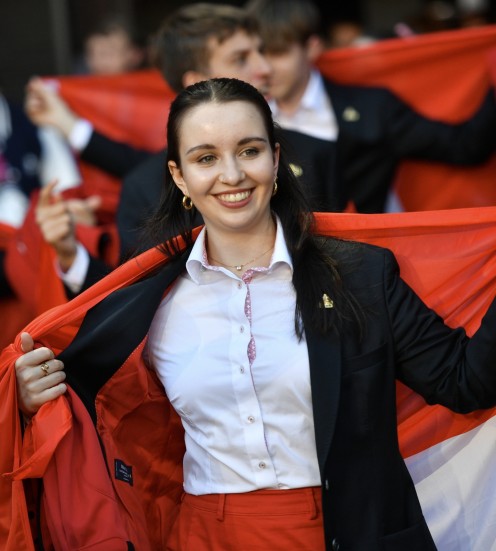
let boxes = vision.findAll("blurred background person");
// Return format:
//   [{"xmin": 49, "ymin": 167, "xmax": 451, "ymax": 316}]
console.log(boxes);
[{"xmin": 74, "ymin": 13, "xmax": 146, "ymax": 75}]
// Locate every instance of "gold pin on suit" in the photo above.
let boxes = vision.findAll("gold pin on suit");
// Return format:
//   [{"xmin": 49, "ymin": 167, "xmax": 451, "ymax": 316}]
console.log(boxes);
[
  {"xmin": 342, "ymin": 107, "xmax": 360, "ymax": 122},
  {"xmin": 322, "ymin": 293, "xmax": 334, "ymax": 309},
  {"xmin": 290, "ymin": 163, "xmax": 303, "ymax": 177}
]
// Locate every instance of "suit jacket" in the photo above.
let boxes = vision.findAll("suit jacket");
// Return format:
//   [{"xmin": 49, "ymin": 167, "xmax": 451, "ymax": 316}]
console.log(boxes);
[
  {"xmin": 325, "ymin": 80, "xmax": 496, "ymax": 213},
  {"xmin": 20, "ymin": 237, "xmax": 496, "ymax": 550}
]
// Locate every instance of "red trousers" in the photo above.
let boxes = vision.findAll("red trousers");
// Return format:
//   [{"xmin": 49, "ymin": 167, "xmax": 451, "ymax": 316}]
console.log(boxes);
[{"xmin": 167, "ymin": 487, "xmax": 326, "ymax": 550}]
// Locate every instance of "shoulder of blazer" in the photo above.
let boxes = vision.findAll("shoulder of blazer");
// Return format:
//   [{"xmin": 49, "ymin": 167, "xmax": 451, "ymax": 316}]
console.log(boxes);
[
  {"xmin": 318, "ymin": 235, "xmax": 399, "ymax": 288},
  {"xmin": 322, "ymin": 76, "xmax": 399, "ymax": 121}
]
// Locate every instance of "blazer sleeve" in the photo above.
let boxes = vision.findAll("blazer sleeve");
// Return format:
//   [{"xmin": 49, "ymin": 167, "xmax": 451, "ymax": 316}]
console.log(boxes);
[
  {"xmin": 79, "ymin": 130, "xmax": 151, "ymax": 179},
  {"xmin": 63, "ymin": 255, "xmax": 111, "ymax": 300},
  {"xmin": 386, "ymin": 87, "xmax": 496, "ymax": 164},
  {"xmin": 382, "ymin": 250, "xmax": 496, "ymax": 413}
]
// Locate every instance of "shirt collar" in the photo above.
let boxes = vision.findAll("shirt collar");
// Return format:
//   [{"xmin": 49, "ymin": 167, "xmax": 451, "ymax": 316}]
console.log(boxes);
[
  {"xmin": 186, "ymin": 215, "xmax": 293, "ymax": 284},
  {"xmin": 268, "ymin": 69, "xmax": 327, "ymax": 116}
]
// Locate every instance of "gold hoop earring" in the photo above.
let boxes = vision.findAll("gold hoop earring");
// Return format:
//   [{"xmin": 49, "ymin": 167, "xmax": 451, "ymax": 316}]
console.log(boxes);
[
  {"xmin": 272, "ymin": 178, "xmax": 278, "ymax": 197},
  {"xmin": 182, "ymin": 195, "xmax": 193, "ymax": 210}
]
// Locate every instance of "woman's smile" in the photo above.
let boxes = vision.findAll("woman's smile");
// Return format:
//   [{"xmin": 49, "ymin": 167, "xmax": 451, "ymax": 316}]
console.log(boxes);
[{"xmin": 215, "ymin": 189, "xmax": 253, "ymax": 205}]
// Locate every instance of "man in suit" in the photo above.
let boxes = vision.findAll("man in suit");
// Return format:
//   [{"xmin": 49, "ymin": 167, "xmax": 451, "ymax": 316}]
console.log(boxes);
[{"xmin": 245, "ymin": 0, "xmax": 496, "ymax": 213}]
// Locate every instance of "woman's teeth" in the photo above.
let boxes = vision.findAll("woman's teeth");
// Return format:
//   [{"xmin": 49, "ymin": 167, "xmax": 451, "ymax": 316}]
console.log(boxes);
[{"xmin": 218, "ymin": 191, "xmax": 251, "ymax": 203}]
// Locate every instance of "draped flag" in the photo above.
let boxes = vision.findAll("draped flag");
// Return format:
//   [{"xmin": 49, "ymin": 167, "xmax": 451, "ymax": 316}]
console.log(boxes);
[{"xmin": 1, "ymin": 208, "xmax": 496, "ymax": 550}]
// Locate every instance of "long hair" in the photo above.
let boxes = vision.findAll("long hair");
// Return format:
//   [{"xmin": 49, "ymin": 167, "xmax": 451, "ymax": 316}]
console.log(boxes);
[{"xmin": 144, "ymin": 78, "xmax": 363, "ymax": 338}]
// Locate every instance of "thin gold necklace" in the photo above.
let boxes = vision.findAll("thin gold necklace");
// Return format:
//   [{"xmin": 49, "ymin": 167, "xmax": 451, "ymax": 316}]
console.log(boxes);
[{"xmin": 209, "ymin": 244, "xmax": 274, "ymax": 272}]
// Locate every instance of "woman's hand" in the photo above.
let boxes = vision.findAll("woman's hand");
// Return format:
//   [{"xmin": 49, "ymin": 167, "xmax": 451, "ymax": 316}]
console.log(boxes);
[{"xmin": 15, "ymin": 332, "xmax": 67, "ymax": 417}]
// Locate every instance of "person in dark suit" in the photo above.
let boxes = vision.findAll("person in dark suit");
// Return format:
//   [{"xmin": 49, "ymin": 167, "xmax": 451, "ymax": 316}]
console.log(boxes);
[
  {"xmin": 14, "ymin": 78, "xmax": 496, "ymax": 550},
  {"xmin": 245, "ymin": 0, "xmax": 496, "ymax": 213}
]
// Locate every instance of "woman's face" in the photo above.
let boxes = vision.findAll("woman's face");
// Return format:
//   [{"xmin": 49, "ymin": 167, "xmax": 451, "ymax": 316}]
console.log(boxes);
[{"xmin": 169, "ymin": 100, "xmax": 279, "ymax": 238}]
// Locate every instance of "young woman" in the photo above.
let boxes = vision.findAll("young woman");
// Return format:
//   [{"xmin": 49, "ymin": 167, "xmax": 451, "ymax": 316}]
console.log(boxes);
[{"xmin": 14, "ymin": 78, "xmax": 496, "ymax": 550}]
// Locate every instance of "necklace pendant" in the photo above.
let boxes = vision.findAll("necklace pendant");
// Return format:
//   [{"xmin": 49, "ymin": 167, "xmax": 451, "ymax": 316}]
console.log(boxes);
[{"xmin": 235, "ymin": 265, "xmax": 242, "ymax": 271}]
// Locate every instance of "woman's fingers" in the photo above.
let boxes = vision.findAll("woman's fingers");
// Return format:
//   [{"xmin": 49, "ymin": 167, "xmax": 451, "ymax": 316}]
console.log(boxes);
[{"xmin": 15, "ymin": 344, "xmax": 67, "ymax": 416}]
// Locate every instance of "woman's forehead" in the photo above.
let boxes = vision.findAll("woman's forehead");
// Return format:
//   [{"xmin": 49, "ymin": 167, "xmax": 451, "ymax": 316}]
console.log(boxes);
[{"xmin": 178, "ymin": 101, "xmax": 267, "ymax": 142}]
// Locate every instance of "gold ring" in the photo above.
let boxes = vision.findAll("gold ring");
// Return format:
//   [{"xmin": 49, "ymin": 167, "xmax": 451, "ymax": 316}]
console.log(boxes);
[{"xmin": 40, "ymin": 362, "xmax": 50, "ymax": 376}]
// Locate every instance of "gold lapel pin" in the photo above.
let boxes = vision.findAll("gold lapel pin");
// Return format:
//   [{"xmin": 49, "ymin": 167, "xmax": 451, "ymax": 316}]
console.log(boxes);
[
  {"xmin": 322, "ymin": 293, "xmax": 334, "ymax": 309},
  {"xmin": 289, "ymin": 163, "xmax": 303, "ymax": 177},
  {"xmin": 342, "ymin": 106, "xmax": 360, "ymax": 122}
]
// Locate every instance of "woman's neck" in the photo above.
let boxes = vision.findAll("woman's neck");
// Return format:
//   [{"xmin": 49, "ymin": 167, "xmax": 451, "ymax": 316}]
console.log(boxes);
[{"xmin": 205, "ymin": 217, "xmax": 277, "ymax": 274}]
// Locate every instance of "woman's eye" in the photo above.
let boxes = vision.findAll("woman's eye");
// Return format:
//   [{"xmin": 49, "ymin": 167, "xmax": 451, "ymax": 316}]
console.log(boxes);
[
  {"xmin": 241, "ymin": 148, "xmax": 258, "ymax": 157},
  {"xmin": 198, "ymin": 155, "xmax": 215, "ymax": 164}
]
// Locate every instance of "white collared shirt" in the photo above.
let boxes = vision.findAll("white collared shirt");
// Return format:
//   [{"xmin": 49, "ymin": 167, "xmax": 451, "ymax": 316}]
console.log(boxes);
[
  {"xmin": 269, "ymin": 69, "xmax": 338, "ymax": 142},
  {"xmin": 147, "ymin": 218, "xmax": 321, "ymax": 495}
]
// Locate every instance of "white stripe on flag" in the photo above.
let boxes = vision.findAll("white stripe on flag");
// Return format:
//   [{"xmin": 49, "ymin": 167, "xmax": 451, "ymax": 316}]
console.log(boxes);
[{"xmin": 406, "ymin": 416, "xmax": 496, "ymax": 550}]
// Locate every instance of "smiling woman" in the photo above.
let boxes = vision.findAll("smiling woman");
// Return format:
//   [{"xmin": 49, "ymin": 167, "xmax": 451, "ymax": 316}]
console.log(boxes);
[
  {"xmin": 168, "ymin": 98, "xmax": 279, "ymax": 269},
  {"xmin": 12, "ymin": 78, "xmax": 496, "ymax": 551}
]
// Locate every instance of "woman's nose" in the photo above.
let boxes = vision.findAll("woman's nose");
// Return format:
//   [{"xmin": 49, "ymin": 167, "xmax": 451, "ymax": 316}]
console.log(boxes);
[{"xmin": 218, "ymin": 160, "xmax": 245, "ymax": 185}]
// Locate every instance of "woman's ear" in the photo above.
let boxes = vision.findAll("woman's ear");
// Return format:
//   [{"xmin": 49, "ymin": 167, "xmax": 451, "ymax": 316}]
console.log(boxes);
[{"xmin": 168, "ymin": 161, "xmax": 188, "ymax": 195}]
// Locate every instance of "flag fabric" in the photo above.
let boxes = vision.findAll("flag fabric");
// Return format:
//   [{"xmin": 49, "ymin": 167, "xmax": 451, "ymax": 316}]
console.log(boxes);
[
  {"xmin": 0, "ymin": 223, "xmax": 33, "ymax": 349},
  {"xmin": 55, "ymin": 70, "xmax": 173, "ymax": 220},
  {"xmin": 1, "ymin": 208, "xmax": 496, "ymax": 549}
]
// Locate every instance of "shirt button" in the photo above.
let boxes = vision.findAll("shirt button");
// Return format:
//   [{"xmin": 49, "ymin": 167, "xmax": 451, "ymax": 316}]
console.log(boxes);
[
  {"xmin": 277, "ymin": 483, "xmax": 284, "ymax": 488},
  {"xmin": 240, "ymin": 366, "xmax": 245, "ymax": 374},
  {"xmin": 258, "ymin": 461, "xmax": 266, "ymax": 469},
  {"xmin": 237, "ymin": 282, "xmax": 242, "ymax": 289},
  {"xmin": 240, "ymin": 326, "xmax": 245, "ymax": 333},
  {"xmin": 247, "ymin": 415, "xmax": 255, "ymax": 423}
]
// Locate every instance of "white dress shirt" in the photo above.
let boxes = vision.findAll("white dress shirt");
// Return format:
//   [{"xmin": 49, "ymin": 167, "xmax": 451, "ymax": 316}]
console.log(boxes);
[
  {"xmin": 147, "ymin": 218, "xmax": 321, "ymax": 495},
  {"xmin": 269, "ymin": 69, "xmax": 338, "ymax": 142}
]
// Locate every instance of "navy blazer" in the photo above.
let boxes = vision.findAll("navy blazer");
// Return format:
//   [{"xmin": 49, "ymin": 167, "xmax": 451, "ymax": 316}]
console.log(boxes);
[{"xmin": 61, "ymin": 238, "xmax": 496, "ymax": 550}]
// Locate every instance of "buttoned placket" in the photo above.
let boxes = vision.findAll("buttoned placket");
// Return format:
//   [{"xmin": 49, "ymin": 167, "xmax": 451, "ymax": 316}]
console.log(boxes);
[
  {"xmin": 198, "ymin": 242, "xmax": 281, "ymax": 486},
  {"xmin": 233, "ymin": 267, "xmax": 278, "ymax": 485}
]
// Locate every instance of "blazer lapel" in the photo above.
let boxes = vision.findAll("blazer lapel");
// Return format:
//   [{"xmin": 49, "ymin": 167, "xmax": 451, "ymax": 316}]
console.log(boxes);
[{"xmin": 305, "ymin": 327, "xmax": 342, "ymax": 473}]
